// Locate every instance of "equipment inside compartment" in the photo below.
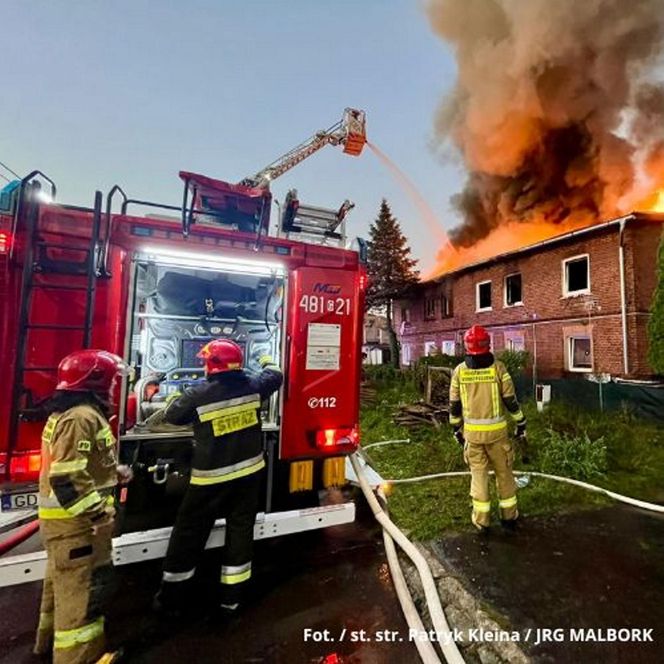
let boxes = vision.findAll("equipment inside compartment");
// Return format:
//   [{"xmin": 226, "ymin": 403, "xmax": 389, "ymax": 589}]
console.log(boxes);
[{"xmin": 128, "ymin": 261, "xmax": 284, "ymax": 428}]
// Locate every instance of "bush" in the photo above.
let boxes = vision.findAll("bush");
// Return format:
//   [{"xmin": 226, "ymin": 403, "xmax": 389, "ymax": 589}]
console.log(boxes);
[
  {"xmin": 410, "ymin": 353, "xmax": 463, "ymax": 395},
  {"xmin": 496, "ymin": 349, "xmax": 530, "ymax": 378},
  {"xmin": 538, "ymin": 428, "xmax": 608, "ymax": 481},
  {"xmin": 363, "ymin": 364, "xmax": 413, "ymax": 384}
]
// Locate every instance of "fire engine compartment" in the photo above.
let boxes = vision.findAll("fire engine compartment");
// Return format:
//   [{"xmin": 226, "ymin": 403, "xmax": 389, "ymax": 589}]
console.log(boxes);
[
  {"xmin": 1, "ymin": 184, "xmax": 363, "ymax": 524},
  {"xmin": 126, "ymin": 255, "xmax": 285, "ymax": 431}
]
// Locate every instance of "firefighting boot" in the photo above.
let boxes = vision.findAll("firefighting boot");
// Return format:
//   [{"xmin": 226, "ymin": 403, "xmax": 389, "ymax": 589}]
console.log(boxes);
[
  {"xmin": 500, "ymin": 517, "xmax": 519, "ymax": 534},
  {"xmin": 471, "ymin": 512, "xmax": 490, "ymax": 536},
  {"xmin": 152, "ymin": 589, "xmax": 187, "ymax": 620}
]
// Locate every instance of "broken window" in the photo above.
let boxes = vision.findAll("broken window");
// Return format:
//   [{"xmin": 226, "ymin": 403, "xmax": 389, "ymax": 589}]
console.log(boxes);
[
  {"xmin": 568, "ymin": 336, "xmax": 593, "ymax": 371},
  {"xmin": 424, "ymin": 341, "xmax": 437, "ymax": 356},
  {"xmin": 424, "ymin": 298, "xmax": 436, "ymax": 320},
  {"xmin": 505, "ymin": 273, "xmax": 522, "ymax": 306},
  {"xmin": 440, "ymin": 294, "xmax": 452, "ymax": 318},
  {"xmin": 476, "ymin": 281, "xmax": 492, "ymax": 311},
  {"xmin": 564, "ymin": 255, "xmax": 590, "ymax": 295}
]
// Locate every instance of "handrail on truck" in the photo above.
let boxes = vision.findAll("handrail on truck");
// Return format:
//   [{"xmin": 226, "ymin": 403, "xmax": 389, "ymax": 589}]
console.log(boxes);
[
  {"xmin": 100, "ymin": 185, "xmax": 128, "ymax": 276},
  {"xmin": 9, "ymin": 170, "xmax": 57, "ymax": 262}
]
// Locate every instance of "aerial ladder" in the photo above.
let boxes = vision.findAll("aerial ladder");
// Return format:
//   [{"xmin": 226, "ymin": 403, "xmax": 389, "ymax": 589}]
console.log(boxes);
[
  {"xmin": 181, "ymin": 108, "xmax": 366, "ymax": 243},
  {"xmin": 240, "ymin": 108, "xmax": 367, "ymax": 188},
  {"xmin": 243, "ymin": 107, "xmax": 366, "ymax": 245}
]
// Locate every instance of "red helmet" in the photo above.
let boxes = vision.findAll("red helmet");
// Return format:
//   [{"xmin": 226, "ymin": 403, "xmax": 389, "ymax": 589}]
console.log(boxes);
[
  {"xmin": 464, "ymin": 325, "xmax": 491, "ymax": 355},
  {"xmin": 197, "ymin": 339, "xmax": 243, "ymax": 375},
  {"xmin": 56, "ymin": 350, "xmax": 128, "ymax": 405}
]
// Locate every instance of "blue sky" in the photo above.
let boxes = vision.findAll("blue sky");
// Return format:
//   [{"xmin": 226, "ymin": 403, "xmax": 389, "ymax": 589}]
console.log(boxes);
[{"xmin": 2, "ymin": 0, "xmax": 462, "ymax": 271}]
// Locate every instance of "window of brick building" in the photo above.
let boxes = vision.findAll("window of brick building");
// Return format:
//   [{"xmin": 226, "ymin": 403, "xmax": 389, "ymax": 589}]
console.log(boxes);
[
  {"xmin": 424, "ymin": 298, "xmax": 436, "ymax": 320},
  {"xmin": 476, "ymin": 280, "xmax": 492, "ymax": 311},
  {"xmin": 563, "ymin": 255, "xmax": 590, "ymax": 296},
  {"xmin": 401, "ymin": 307, "xmax": 411, "ymax": 323},
  {"xmin": 504, "ymin": 273, "xmax": 523, "ymax": 307},
  {"xmin": 506, "ymin": 333, "xmax": 525, "ymax": 351},
  {"xmin": 568, "ymin": 336, "xmax": 593, "ymax": 372},
  {"xmin": 424, "ymin": 341, "xmax": 437, "ymax": 356},
  {"xmin": 441, "ymin": 340, "xmax": 456, "ymax": 356},
  {"xmin": 440, "ymin": 294, "xmax": 452, "ymax": 318},
  {"xmin": 402, "ymin": 343, "xmax": 412, "ymax": 366}
]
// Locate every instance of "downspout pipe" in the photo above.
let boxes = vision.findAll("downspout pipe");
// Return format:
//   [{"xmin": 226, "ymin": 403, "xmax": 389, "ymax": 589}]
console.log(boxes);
[{"xmin": 619, "ymin": 218, "xmax": 630, "ymax": 376}]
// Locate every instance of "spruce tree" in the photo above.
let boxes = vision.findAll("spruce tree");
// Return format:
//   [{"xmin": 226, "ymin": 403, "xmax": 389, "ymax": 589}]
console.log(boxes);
[
  {"xmin": 648, "ymin": 234, "xmax": 664, "ymax": 375},
  {"xmin": 366, "ymin": 199, "xmax": 419, "ymax": 366}
]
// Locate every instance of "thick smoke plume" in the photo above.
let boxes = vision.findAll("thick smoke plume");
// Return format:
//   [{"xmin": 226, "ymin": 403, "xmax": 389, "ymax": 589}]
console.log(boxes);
[{"xmin": 427, "ymin": 0, "xmax": 664, "ymax": 247}]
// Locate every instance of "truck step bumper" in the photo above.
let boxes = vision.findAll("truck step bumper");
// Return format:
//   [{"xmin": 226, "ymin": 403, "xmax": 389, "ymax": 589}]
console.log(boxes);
[{"xmin": 0, "ymin": 501, "xmax": 355, "ymax": 587}]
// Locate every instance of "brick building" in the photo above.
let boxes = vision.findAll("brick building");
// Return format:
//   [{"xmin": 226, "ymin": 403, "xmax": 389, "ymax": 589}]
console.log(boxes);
[
  {"xmin": 363, "ymin": 311, "xmax": 390, "ymax": 364},
  {"xmin": 395, "ymin": 213, "xmax": 664, "ymax": 379}
]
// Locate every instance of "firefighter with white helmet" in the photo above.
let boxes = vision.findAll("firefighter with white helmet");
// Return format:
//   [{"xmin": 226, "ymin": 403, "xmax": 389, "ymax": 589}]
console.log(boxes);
[
  {"xmin": 449, "ymin": 326, "xmax": 526, "ymax": 533},
  {"xmin": 155, "ymin": 339, "xmax": 282, "ymax": 615},
  {"xmin": 34, "ymin": 349, "xmax": 131, "ymax": 663}
]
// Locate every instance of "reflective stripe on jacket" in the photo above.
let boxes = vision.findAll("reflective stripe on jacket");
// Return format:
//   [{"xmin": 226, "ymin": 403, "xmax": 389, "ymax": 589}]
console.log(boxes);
[
  {"xmin": 38, "ymin": 404, "xmax": 118, "ymax": 520},
  {"xmin": 164, "ymin": 361, "xmax": 283, "ymax": 485},
  {"xmin": 449, "ymin": 359, "xmax": 524, "ymax": 444}
]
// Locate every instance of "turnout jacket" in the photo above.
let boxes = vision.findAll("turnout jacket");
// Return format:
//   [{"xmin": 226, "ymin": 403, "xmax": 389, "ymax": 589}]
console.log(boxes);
[
  {"xmin": 164, "ymin": 359, "xmax": 283, "ymax": 485},
  {"xmin": 449, "ymin": 354, "xmax": 525, "ymax": 445},
  {"xmin": 39, "ymin": 404, "xmax": 118, "ymax": 521}
]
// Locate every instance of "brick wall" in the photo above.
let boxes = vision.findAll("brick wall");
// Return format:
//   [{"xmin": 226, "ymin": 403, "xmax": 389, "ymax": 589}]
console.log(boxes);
[{"xmin": 396, "ymin": 219, "xmax": 664, "ymax": 378}]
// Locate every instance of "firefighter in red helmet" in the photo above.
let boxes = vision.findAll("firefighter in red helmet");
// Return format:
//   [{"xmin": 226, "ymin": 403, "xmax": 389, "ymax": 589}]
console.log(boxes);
[
  {"xmin": 155, "ymin": 339, "xmax": 282, "ymax": 615},
  {"xmin": 35, "ymin": 349, "xmax": 131, "ymax": 663},
  {"xmin": 449, "ymin": 326, "xmax": 526, "ymax": 533}
]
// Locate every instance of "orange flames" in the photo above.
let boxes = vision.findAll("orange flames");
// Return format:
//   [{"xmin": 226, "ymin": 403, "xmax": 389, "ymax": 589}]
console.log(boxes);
[
  {"xmin": 636, "ymin": 188, "xmax": 664, "ymax": 213},
  {"xmin": 426, "ymin": 188, "xmax": 664, "ymax": 280},
  {"xmin": 427, "ymin": 219, "xmax": 588, "ymax": 279}
]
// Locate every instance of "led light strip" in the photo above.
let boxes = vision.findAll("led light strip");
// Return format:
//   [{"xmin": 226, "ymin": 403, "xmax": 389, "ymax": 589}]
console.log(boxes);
[{"xmin": 140, "ymin": 245, "xmax": 285, "ymax": 276}]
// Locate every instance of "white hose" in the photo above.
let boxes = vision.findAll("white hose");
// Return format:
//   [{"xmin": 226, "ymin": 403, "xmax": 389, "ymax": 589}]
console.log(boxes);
[
  {"xmin": 378, "ymin": 489, "xmax": 443, "ymax": 664},
  {"xmin": 363, "ymin": 438, "xmax": 411, "ymax": 451},
  {"xmin": 384, "ymin": 469, "xmax": 664, "ymax": 514},
  {"xmin": 365, "ymin": 439, "xmax": 664, "ymax": 514},
  {"xmin": 350, "ymin": 454, "xmax": 465, "ymax": 664}
]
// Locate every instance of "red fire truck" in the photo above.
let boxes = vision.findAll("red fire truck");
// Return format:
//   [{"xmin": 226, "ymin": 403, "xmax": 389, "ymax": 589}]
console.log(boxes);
[{"xmin": 0, "ymin": 110, "xmax": 367, "ymax": 580}]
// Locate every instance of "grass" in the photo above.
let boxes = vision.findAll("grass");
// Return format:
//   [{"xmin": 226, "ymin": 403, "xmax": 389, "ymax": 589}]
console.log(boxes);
[{"xmin": 360, "ymin": 375, "xmax": 664, "ymax": 540}]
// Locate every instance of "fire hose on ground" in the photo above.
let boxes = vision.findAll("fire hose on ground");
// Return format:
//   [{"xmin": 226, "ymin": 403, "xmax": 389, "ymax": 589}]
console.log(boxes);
[
  {"xmin": 363, "ymin": 439, "xmax": 664, "ymax": 513},
  {"xmin": 353, "ymin": 438, "xmax": 664, "ymax": 664},
  {"xmin": 377, "ymin": 486, "xmax": 443, "ymax": 664},
  {"xmin": 350, "ymin": 453, "xmax": 465, "ymax": 664}
]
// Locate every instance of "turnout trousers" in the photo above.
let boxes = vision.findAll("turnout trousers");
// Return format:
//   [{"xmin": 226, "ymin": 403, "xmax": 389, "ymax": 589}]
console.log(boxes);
[
  {"xmin": 465, "ymin": 435, "xmax": 518, "ymax": 528},
  {"xmin": 161, "ymin": 470, "xmax": 262, "ymax": 607},
  {"xmin": 34, "ymin": 514, "xmax": 115, "ymax": 664}
]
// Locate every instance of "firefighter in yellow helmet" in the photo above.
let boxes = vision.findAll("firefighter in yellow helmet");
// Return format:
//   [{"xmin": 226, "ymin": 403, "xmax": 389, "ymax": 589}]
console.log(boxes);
[
  {"xmin": 449, "ymin": 326, "xmax": 526, "ymax": 533},
  {"xmin": 34, "ymin": 349, "xmax": 132, "ymax": 663}
]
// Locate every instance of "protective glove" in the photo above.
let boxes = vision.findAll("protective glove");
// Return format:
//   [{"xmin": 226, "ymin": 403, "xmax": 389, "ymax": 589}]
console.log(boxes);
[
  {"xmin": 515, "ymin": 422, "xmax": 530, "ymax": 464},
  {"xmin": 453, "ymin": 426, "xmax": 465, "ymax": 447},
  {"xmin": 259, "ymin": 355, "xmax": 276, "ymax": 369},
  {"xmin": 515, "ymin": 421, "xmax": 527, "ymax": 439},
  {"xmin": 117, "ymin": 464, "xmax": 134, "ymax": 485}
]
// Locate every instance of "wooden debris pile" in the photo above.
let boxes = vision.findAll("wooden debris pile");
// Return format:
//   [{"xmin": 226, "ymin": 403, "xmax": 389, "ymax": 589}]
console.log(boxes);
[
  {"xmin": 425, "ymin": 366, "xmax": 453, "ymax": 406},
  {"xmin": 394, "ymin": 401, "xmax": 448, "ymax": 429},
  {"xmin": 360, "ymin": 383, "xmax": 378, "ymax": 405}
]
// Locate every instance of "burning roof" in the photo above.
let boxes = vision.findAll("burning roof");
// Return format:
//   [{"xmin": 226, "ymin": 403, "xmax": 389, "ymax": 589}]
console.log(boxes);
[
  {"xmin": 425, "ymin": 212, "xmax": 664, "ymax": 283},
  {"xmin": 425, "ymin": 0, "xmax": 664, "ymax": 275}
]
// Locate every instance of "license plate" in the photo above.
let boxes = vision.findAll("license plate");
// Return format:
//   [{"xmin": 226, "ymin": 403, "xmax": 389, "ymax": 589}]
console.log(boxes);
[{"xmin": 1, "ymin": 491, "xmax": 38, "ymax": 511}]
